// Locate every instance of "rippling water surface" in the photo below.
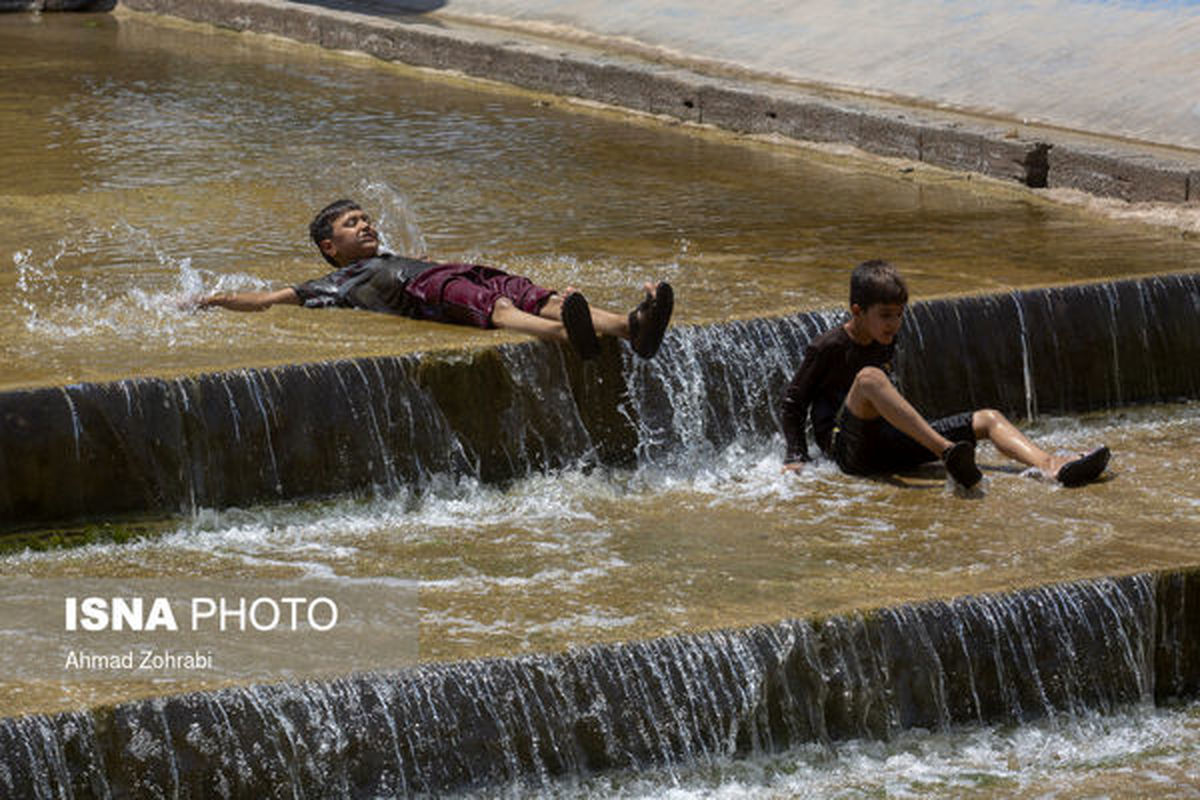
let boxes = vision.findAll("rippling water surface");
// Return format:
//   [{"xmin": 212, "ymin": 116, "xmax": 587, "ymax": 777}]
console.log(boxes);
[
  {"xmin": 2, "ymin": 12, "xmax": 1198, "ymax": 389},
  {"xmin": 4, "ymin": 404, "xmax": 1198, "ymax": 698}
]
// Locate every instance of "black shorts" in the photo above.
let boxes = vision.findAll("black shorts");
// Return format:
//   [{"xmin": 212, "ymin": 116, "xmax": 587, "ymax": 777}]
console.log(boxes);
[{"xmin": 830, "ymin": 407, "xmax": 976, "ymax": 476}]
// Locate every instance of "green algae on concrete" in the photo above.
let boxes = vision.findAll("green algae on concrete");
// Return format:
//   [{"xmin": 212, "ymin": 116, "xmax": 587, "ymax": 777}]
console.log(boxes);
[{"xmin": 0, "ymin": 518, "xmax": 172, "ymax": 556}]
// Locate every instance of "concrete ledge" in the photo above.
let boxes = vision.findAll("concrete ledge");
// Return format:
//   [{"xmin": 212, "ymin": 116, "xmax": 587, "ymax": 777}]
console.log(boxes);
[
  {"xmin": 5, "ymin": 271, "xmax": 1200, "ymax": 531},
  {"xmin": 114, "ymin": 0, "xmax": 1200, "ymax": 204},
  {"xmin": 1049, "ymin": 147, "xmax": 1193, "ymax": 203}
]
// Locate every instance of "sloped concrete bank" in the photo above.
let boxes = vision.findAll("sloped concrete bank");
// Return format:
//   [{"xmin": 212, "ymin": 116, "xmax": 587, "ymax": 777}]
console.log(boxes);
[
  {"xmin": 113, "ymin": 0, "xmax": 1200, "ymax": 203},
  {"xmin": 2, "ymin": 567, "xmax": 1198, "ymax": 796},
  {"xmin": 3, "ymin": 271, "xmax": 1200, "ymax": 531}
]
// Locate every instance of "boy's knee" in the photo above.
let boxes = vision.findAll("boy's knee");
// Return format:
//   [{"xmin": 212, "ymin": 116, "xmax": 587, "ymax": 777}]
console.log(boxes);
[
  {"xmin": 972, "ymin": 408, "xmax": 1003, "ymax": 431},
  {"xmin": 537, "ymin": 293, "xmax": 562, "ymax": 318},
  {"xmin": 489, "ymin": 296, "xmax": 515, "ymax": 324},
  {"xmin": 853, "ymin": 366, "xmax": 889, "ymax": 391}
]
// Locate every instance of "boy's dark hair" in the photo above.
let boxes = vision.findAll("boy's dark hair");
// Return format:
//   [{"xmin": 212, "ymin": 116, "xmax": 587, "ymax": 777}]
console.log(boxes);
[
  {"xmin": 849, "ymin": 259, "xmax": 908, "ymax": 309},
  {"xmin": 310, "ymin": 199, "xmax": 361, "ymax": 266}
]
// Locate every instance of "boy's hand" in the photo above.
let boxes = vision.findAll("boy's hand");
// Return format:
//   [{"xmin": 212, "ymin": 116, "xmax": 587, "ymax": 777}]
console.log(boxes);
[
  {"xmin": 174, "ymin": 293, "xmax": 205, "ymax": 311},
  {"xmin": 176, "ymin": 293, "xmax": 224, "ymax": 311}
]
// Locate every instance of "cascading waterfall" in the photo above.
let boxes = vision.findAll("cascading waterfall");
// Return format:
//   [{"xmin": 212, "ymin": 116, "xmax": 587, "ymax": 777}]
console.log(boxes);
[
  {"xmin": 3, "ymin": 274, "xmax": 1200, "ymax": 795},
  {"xmin": 1011, "ymin": 290, "xmax": 1038, "ymax": 421},
  {"xmin": 1, "ymin": 569, "xmax": 1196, "ymax": 798},
  {"xmin": 5, "ymin": 271, "xmax": 1200, "ymax": 530},
  {"xmin": 619, "ymin": 310, "xmax": 842, "ymax": 467}
]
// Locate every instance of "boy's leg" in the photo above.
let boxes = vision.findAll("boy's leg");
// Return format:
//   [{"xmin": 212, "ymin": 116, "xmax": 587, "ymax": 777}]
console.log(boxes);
[
  {"xmin": 972, "ymin": 409, "xmax": 1084, "ymax": 475},
  {"xmin": 972, "ymin": 409, "xmax": 1110, "ymax": 485},
  {"xmin": 538, "ymin": 282, "xmax": 665, "ymax": 340},
  {"xmin": 589, "ymin": 306, "xmax": 631, "ymax": 338},
  {"xmin": 972, "ymin": 409, "xmax": 1054, "ymax": 471},
  {"xmin": 844, "ymin": 367, "xmax": 953, "ymax": 458},
  {"xmin": 493, "ymin": 286, "xmax": 600, "ymax": 358},
  {"xmin": 844, "ymin": 367, "xmax": 982, "ymax": 487},
  {"xmin": 425, "ymin": 266, "xmax": 569, "ymax": 344},
  {"xmin": 539, "ymin": 281, "xmax": 673, "ymax": 358},
  {"xmin": 538, "ymin": 293, "xmax": 564, "ymax": 320},
  {"xmin": 491, "ymin": 297, "xmax": 568, "ymax": 343}
]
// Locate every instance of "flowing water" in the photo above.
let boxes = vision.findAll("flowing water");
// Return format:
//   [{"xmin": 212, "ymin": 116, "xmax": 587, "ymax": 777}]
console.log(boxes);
[
  {"xmin": 3, "ymin": 9, "xmax": 1200, "ymax": 797},
  {"xmin": 533, "ymin": 703, "xmax": 1200, "ymax": 799},
  {"xmin": 5, "ymin": 400, "xmax": 1199, "ymax": 712},
  {"xmin": 3, "ymin": 11, "xmax": 1199, "ymax": 390}
]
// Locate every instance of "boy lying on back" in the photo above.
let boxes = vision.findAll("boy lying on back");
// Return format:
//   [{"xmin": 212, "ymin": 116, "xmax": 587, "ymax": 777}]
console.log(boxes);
[{"xmin": 196, "ymin": 199, "xmax": 674, "ymax": 361}]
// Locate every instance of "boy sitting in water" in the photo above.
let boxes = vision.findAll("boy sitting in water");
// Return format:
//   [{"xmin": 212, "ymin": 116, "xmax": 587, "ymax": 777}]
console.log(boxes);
[
  {"xmin": 781, "ymin": 259, "xmax": 1110, "ymax": 489},
  {"xmin": 195, "ymin": 199, "xmax": 674, "ymax": 360}
]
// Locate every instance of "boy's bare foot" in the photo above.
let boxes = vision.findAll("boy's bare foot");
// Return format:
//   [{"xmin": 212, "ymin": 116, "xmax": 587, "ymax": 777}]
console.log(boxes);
[
  {"xmin": 628, "ymin": 281, "xmax": 674, "ymax": 359},
  {"xmin": 942, "ymin": 440, "xmax": 982, "ymax": 489},
  {"xmin": 1053, "ymin": 446, "xmax": 1111, "ymax": 487}
]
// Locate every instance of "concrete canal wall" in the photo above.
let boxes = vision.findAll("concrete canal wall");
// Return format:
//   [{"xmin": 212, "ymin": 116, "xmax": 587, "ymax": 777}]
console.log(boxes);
[{"xmin": 4, "ymin": 272, "xmax": 1200, "ymax": 530}]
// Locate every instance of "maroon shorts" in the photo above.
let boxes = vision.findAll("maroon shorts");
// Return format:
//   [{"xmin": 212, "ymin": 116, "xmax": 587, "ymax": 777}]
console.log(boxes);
[{"xmin": 403, "ymin": 263, "xmax": 554, "ymax": 328}]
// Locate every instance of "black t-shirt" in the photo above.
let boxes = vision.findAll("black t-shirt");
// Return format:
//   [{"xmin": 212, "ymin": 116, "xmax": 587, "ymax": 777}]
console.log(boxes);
[
  {"xmin": 780, "ymin": 325, "xmax": 895, "ymax": 462},
  {"xmin": 293, "ymin": 254, "xmax": 440, "ymax": 317}
]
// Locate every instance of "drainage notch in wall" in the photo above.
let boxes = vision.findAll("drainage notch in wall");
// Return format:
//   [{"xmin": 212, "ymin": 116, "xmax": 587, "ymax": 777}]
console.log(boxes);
[{"xmin": 1024, "ymin": 142, "xmax": 1052, "ymax": 188}]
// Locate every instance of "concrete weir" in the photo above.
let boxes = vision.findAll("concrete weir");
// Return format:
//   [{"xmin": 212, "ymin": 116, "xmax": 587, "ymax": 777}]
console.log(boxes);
[
  {"xmin": 111, "ymin": 0, "xmax": 1200, "ymax": 203},
  {"xmin": 2, "ymin": 567, "xmax": 1199, "ymax": 796},
  {"xmin": 4, "ymin": 271, "xmax": 1200, "ymax": 531}
]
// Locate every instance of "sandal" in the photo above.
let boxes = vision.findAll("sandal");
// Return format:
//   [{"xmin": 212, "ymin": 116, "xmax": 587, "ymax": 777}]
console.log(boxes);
[
  {"xmin": 562, "ymin": 292, "xmax": 600, "ymax": 360},
  {"xmin": 628, "ymin": 281, "xmax": 674, "ymax": 359},
  {"xmin": 942, "ymin": 440, "xmax": 982, "ymax": 489},
  {"xmin": 1056, "ymin": 446, "xmax": 1110, "ymax": 487}
]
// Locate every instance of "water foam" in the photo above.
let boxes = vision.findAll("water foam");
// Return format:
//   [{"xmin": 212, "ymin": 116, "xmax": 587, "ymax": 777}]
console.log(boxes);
[
  {"xmin": 9, "ymin": 222, "xmax": 273, "ymax": 351},
  {"xmin": 543, "ymin": 702, "xmax": 1200, "ymax": 799}
]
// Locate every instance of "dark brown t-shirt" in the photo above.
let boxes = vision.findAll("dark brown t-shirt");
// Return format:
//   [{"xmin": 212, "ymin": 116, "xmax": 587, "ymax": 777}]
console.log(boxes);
[
  {"xmin": 293, "ymin": 254, "xmax": 440, "ymax": 317},
  {"xmin": 780, "ymin": 325, "xmax": 895, "ymax": 463}
]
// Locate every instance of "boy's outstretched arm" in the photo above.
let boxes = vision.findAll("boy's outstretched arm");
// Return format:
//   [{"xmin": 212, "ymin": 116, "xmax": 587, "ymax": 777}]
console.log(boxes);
[
  {"xmin": 194, "ymin": 287, "xmax": 300, "ymax": 312},
  {"xmin": 780, "ymin": 352, "xmax": 820, "ymax": 471}
]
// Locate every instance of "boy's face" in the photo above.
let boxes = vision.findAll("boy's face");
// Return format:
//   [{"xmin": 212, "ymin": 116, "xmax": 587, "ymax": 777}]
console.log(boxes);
[
  {"xmin": 853, "ymin": 302, "xmax": 905, "ymax": 345},
  {"xmin": 319, "ymin": 209, "xmax": 379, "ymax": 266}
]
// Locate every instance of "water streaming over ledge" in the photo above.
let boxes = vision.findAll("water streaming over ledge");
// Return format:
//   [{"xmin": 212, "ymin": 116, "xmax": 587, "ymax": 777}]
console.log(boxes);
[
  {"xmin": 4, "ymin": 270, "xmax": 1199, "ymax": 530},
  {"xmin": 1, "ymin": 568, "xmax": 1197, "ymax": 797}
]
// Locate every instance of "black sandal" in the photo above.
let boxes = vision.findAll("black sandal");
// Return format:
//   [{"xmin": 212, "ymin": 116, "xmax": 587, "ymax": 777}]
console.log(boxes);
[
  {"xmin": 1056, "ymin": 446, "xmax": 1110, "ymax": 487},
  {"xmin": 562, "ymin": 292, "xmax": 600, "ymax": 360},
  {"xmin": 941, "ymin": 440, "xmax": 982, "ymax": 489},
  {"xmin": 628, "ymin": 281, "xmax": 674, "ymax": 359}
]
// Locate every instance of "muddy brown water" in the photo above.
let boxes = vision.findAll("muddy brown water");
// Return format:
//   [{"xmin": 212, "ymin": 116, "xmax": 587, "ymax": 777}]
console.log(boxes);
[
  {"xmin": 2, "ymin": 11, "xmax": 1197, "ymax": 390},
  {"xmin": 2, "ymin": 9, "xmax": 1200, "ymax": 797}
]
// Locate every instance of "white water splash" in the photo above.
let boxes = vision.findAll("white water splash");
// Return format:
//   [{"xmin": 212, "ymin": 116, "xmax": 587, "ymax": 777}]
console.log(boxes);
[
  {"xmin": 544, "ymin": 702, "xmax": 1200, "ymax": 799},
  {"xmin": 358, "ymin": 179, "xmax": 429, "ymax": 258},
  {"xmin": 10, "ymin": 222, "xmax": 271, "ymax": 349}
]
